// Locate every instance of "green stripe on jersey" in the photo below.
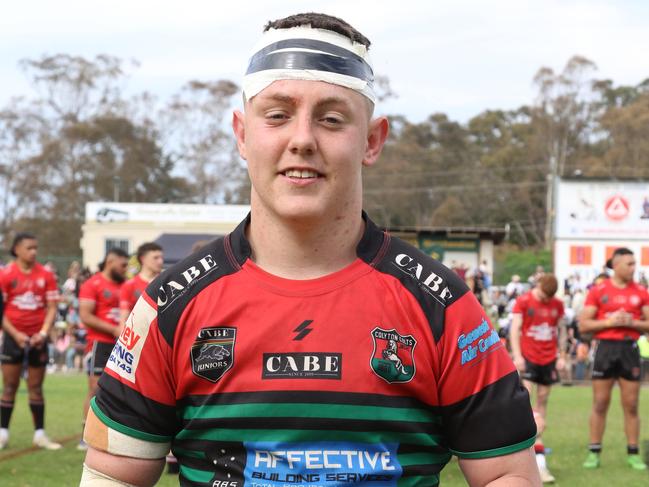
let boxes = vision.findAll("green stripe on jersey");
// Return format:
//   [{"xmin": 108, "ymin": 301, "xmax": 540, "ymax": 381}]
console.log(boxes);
[
  {"xmin": 176, "ymin": 427, "xmax": 442, "ymax": 447},
  {"xmin": 397, "ymin": 451, "xmax": 451, "ymax": 466},
  {"xmin": 179, "ymin": 464, "xmax": 214, "ymax": 483},
  {"xmin": 181, "ymin": 402, "xmax": 440, "ymax": 424},
  {"xmin": 91, "ymin": 397, "xmax": 172, "ymax": 443},
  {"xmin": 450, "ymin": 435, "xmax": 536, "ymax": 459}
]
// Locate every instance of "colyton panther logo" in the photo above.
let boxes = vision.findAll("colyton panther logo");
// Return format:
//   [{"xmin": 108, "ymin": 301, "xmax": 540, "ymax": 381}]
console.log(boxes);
[
  {"xmin": 190, "ymin": 327, "xmax": 236, "ymax": 382},
  {"xmin": 370, "ymin": 327, "xmax": 416, "ymax": 383}
]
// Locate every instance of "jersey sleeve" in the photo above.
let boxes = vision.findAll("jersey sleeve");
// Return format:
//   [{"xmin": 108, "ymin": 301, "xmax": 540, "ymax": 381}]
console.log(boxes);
[
  {"xmin": 584, "ymin": 286, "xmax": 600, "ymax": 308},
  {"xmin": 511, "ymin": 295, "xmax": 526, "ymax": 315},
  {"xmin": 84, "ymin": 291, "xmax": 177, "ymax": 459},
  {"xmin": 437, "ymin": 291, "xmax": 536, "ymax": 458},
  {"xmin": 119, "ymin": 281, "xmax": 133, "ymax": 310},
  {"xmin": 78, "ymin": 279, "xmax": 97, "ymax": 303}
]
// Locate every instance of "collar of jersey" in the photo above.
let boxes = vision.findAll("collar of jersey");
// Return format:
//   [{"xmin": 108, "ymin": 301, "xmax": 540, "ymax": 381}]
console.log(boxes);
[{"xmin": 229, "ymin": 211, "xmax": 386, "ymax": 296}]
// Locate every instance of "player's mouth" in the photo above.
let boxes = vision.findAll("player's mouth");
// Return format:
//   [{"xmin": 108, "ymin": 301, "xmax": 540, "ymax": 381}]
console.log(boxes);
[{"xmin": 281, "ymin": 169, "xmax": 322, "ymax": 180}]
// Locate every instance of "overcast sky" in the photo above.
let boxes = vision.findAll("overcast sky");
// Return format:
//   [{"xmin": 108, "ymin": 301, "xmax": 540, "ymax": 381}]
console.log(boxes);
[{"xmin": 1, "ymin": 0, "xmax": 648, "ymax": 122}]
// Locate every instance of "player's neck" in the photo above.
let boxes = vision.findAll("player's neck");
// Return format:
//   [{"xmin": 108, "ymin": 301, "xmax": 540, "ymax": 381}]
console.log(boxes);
[
  {"xmin": 138, "ymin": 269, "xmax": 158, "ymax": 282},
  {"xmin": 611, "ymin": 275, "xmax": 630, "ymax": 288},
  {"xmin": 247, "ymin": 206, "xmax": 364, "ymax": 280},
  {"xmin": 15, "ymin": 259, "xmax": 35, "ymax": 273}
]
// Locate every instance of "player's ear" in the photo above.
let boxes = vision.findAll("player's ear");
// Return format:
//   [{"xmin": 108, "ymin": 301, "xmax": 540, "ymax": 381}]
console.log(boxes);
[
  {"xmin": 232, "ymin": 110, "xmax": 247, "ymax": 161},
  {"xmin": 363, "ymin": 116, "xmax": 389, "ymax": 167}
]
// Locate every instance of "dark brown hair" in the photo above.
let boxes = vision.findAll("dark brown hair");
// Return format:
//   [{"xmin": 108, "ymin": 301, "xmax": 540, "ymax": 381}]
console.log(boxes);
[
  {"xmin": 265, "ymin": 12, "xmax": 370, "ymax": 48},
  {"xmin": 136, "ymin": 242, "xmax": 163, "ymax": 265}
]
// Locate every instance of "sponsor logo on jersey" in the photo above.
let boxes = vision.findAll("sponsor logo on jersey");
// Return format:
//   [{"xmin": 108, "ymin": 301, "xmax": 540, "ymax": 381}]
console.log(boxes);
[
  {"xmin": 292, "ymin": 320, "xmax": 314, "ymax": 341},
  {"xmin": 370, "ymin": 327, "xmax": 416, "ymax": 383},
  {"xmin": 191, "ymin": 326, "xmax": 236, "ymax": 382},
  {"xmin": 527, "ymin": 308, "xmax": 535, "ymax": 317},
  {"xmin": 36, "ymin": 277, "xmax": 45, "ymax": 288},
  {"xmin": 157, "ymin": 254, "xmax": 218, "ymax": 309},
  {"xmin": 392, "ymin": 253, "xmax": 453, "ymax": 304},
  {"xmin": 630, "ymin": 294, "xmax": 640, "ymax": 306},
  {"xmin": 103, "ymin": 289, "xmax": 112, "ymax": 299},
  {"xmin": 106, "ymin": 298, "xmax": 155, "ymax": 383},
  {"xmin": 243, "ymin": 441, "xmax": 402, "ymax": 486},
  {"xmin": 262, "ymin": 353, "xmax": 341, "ymax": 379},
  {"xmin": 457, "ymin": 317, "xmax": 502, "ymax": 366},
  {"xmin": 601, "ymin": 294, "xmax": 609, "ymax": 304}
]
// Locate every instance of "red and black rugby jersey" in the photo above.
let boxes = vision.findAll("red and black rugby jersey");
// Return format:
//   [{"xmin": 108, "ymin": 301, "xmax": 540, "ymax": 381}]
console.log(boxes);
[
  {"xmin": 585, "ymin": 278, "xmax": 649, "ymax": 341},
  {"xmin": 0, "ymin": 262, "xmax": 59, "ymax": 335},
  {"xmin": 512, "ymin": 291, "xmax": 564, "ymax": 366},
  {"xmin": 93, "ymin": 213, "xmax": 536, "ymax": 487}
]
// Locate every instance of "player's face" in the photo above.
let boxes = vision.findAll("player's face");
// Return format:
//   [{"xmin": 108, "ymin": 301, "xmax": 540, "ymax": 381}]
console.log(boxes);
[
  {"xmin": 15, "ymin": 238, "xmax": 38, "ymax": 265},
  {"xmin": 613, "ymin": 254, "xmax": 635, "ymax": 283},
  {"xmin": 107, "ymin": 255, "xmax": 128, "ymax": 283},
  {"xmin": 141, "ymin": 250, "xmax": 164, "ymax": 275},
  {"xmin": 233, "ymin": 80, "xmax": 388, "ymax": 222}
]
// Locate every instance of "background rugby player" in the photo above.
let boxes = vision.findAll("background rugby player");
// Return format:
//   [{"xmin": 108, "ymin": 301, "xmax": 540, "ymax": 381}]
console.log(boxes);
[
  {"xmin": 511, "ymin": 273, "xmax": 566, "ymax": 483},
  {"xmin": 77, "ymin": 247, "xmax": 128, "ymax": 450},
  {"xmin": 579, "ymin": 247, "xmax": 649, "ymax": 470},
  {"xmin": 0, "ymin": 233, "xmax": 61, "ymax": 450}
]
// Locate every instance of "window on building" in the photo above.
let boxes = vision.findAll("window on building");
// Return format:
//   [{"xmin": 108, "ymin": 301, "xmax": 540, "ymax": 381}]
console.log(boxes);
[{"xmin": 105, "ymin": 238, "xmax": 129, "ymax": 256}]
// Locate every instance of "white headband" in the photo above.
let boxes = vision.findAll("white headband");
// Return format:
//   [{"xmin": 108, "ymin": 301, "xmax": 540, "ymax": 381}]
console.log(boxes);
[{"xmin": 242, "ymin": 25, "xmax": 376, "ymax": 104}]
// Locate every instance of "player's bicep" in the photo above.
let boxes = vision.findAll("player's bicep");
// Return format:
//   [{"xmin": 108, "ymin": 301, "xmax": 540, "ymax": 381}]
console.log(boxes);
[
  {"xmin": 459, "ymin": 447, "xmax": 540, "ymax": 486},
  {"xmin": 84, "ymin": 445, "xmax": 165, "ymax": 487},
  {"xmin": 79, "ymin": 299, "xmax": 96, "ymax": 322}
]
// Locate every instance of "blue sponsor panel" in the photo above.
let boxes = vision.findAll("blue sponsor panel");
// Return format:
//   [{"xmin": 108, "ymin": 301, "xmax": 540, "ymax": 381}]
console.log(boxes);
[
  {"xmin": 107, "ymin": 342, "xmax": 134, "ymax": 374},
  {"xmin": 243, "ymin": 441, "xmax": 402, "ymax": 486}
]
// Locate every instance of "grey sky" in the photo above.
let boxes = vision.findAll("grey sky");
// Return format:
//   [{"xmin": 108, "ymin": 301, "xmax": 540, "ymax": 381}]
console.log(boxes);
[{"xmin": 1, "ymin": 0, "xmax": 648, "ymax": 122}]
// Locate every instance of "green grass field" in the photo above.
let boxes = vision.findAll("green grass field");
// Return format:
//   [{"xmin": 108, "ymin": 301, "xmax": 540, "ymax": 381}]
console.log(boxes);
[{"xmin": 0, "ymin": 374, "xmax": 648, "ymax": 486}]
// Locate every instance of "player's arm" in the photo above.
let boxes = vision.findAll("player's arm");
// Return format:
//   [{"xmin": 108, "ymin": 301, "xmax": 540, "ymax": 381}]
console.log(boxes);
[
  {"xmin": 1, "ymin": 315, "xmax": 29, "ymax": 348},
  {"xmin": 79, "ymin": 300, "xmax": 120, "ymax": 338},
  {"xmin": 459, "ymin": 448, "xmax": 540, "ymax": 486},
  {"xmin": 30, "ymin": 299, "xmax": 58, "ymax": 348},
  {"xmin": 630, "ymin": 305, "xmax": 649, "ymax": 333},
  {"xmin": 509, "ymin": 313, "xmax": 525, "ymax": 371},
  {"xmin": 82, "ymin": 446, "xmax": 164, "ymax": 487},
  {"xmin": 578, "ymin": 305, "xmax": 620, "ymax": 333}
]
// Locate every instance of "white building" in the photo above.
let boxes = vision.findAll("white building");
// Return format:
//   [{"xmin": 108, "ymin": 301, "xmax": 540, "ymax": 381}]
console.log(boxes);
[{"xmin": 554, "ymin": 178, "xmax": 649, "ymax": 292}]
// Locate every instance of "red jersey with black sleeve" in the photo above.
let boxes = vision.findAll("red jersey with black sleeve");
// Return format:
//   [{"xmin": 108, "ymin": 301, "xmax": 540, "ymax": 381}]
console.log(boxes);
[
  {"xmin": 79, "ymin": 272, "xmax": 122, "ymax": 345},
  {"xmin": 512, "ymin": 291, "xmax": 564, "ymax": 365},
  {"xmin": 0, "ymin": 262, "xmax": 59, "ymax": 335},
  {"xmin": 86, "ymin": 213, "xmax": 536, "ymax": 487},
  {"xmin": 119, "ymin": 274, "xmax": 148, "ymax": 313},
  {"xmin": 585, "ymin": 278, "xmax": 649, "ymax": 341}
]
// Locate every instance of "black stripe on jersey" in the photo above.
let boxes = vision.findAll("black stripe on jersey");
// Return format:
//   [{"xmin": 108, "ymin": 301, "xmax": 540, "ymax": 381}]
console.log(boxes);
[
  {"xmin": 368, "ymin": 232, "xmax": 469, "ymax": 342},
  {"xmin": 439, "ymin": 371, "xmax": 536, "ymax": 454},
  {"xmin": 356, "ymin": 212, "xmax": 389, "ymax": 265},
  {"xmin": 398, "ymin": 443, "xmax": 449, "ymax": 455},
  {"xmin": 150, "ymin": 235, "xmax": 241, "ymax": 347},
  {"xmin": 97, "ymin": 373, "xmax": 178, "ymax": 437},
  {"xmin": 402, "ymin": 464, "xmax": 444, "ymax": 477},
  {"xmin": 181, "ymin": 416, "xmax": 438, "ymax": 435},
  {"xmin": 179, "ymin": 390, "xmax": 436, "ymax": 410}
]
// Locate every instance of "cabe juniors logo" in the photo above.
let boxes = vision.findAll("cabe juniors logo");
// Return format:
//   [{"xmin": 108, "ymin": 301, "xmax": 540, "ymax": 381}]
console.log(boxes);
[
  {"xmin": 370, "ymin": 327, "xmax": 417, "ymax": 383},
  {"xmin": 190, "ymin": 327, "xmax": 236, "ymax": 383}
]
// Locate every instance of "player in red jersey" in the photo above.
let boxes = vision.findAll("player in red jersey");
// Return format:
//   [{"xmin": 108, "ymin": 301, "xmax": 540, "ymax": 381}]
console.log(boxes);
[
  {"xmin": 77, "ymin": 247, "xmax": 128, "ymax": 451},
  {"xmin": 81, "ymin": 13, "xmax": 540, "ymax": 487},
  {"xmin": 119, "ymin": 242, "xmax": 163, "ymax": 329},
  {"xmin": 511, "ymin": 274, "xmax": 566, "ymax": 483},
  {"xmin": 0, "ymin": 233, "xmax": 61, "ymax": 450},
  {"xmin": 579, "ymin": 247, "xmax": 649, "ymax": 471}
]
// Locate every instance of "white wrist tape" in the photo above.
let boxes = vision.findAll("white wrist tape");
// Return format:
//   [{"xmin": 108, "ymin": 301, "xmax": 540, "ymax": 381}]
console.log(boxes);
[{"xmin": 80, "ymin": 463, "xmax": 136, "ymax": 487}]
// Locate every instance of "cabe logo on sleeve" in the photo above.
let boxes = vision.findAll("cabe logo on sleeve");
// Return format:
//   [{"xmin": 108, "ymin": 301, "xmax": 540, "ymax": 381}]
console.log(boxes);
[
  {"xmin": 106, "ymin": 298, "xmax": 156, "ymax": 383},
  {"xmin": 370, "ymin": 327, "xmax": 417, "ymax": 383},
  {"xmin": 190, "ymin": 326, "xmax": 236, "ymax": 382}
]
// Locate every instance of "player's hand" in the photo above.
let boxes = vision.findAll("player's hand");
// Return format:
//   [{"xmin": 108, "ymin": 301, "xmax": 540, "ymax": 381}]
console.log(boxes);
[
  {"xmin": 13, "ymin": 331, "xmax": 29, "ymax": 348},
  {"xmin": 556, "ymin": 357, "xmax": 566, "ymax": 371},
  {"xmin": 30, "ymin": 332, "xmax": 46, "ymax": 349},
  {"xmin": 513, "ymin": 355, "xmax": 525, "ymax": 373},
  {"xmin": 113, "ymin": 323, "xmax": 124, "ymax": 339}
]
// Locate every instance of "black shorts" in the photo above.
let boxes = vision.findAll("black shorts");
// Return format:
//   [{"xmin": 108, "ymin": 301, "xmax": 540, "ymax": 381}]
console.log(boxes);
[
  {"xmin": 521, "ymin": 359, "xmax": 559, "ymax": 386},
  {"xmin": 86, "ymin": 341, "xmax": 115, "ymax": 376},
  {"xmin": 0, "ymin": 333, "xmax": 49, "ymax": 367},
  {"xmin": 592, "ymin": 339, "xmax": 641, "ymax": 381}
]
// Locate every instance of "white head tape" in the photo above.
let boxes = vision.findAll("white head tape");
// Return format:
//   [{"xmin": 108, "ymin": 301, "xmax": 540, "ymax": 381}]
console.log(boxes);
[{"xmin": 243, "ymin": 25, "xmax": 376, "ymax": 104}]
